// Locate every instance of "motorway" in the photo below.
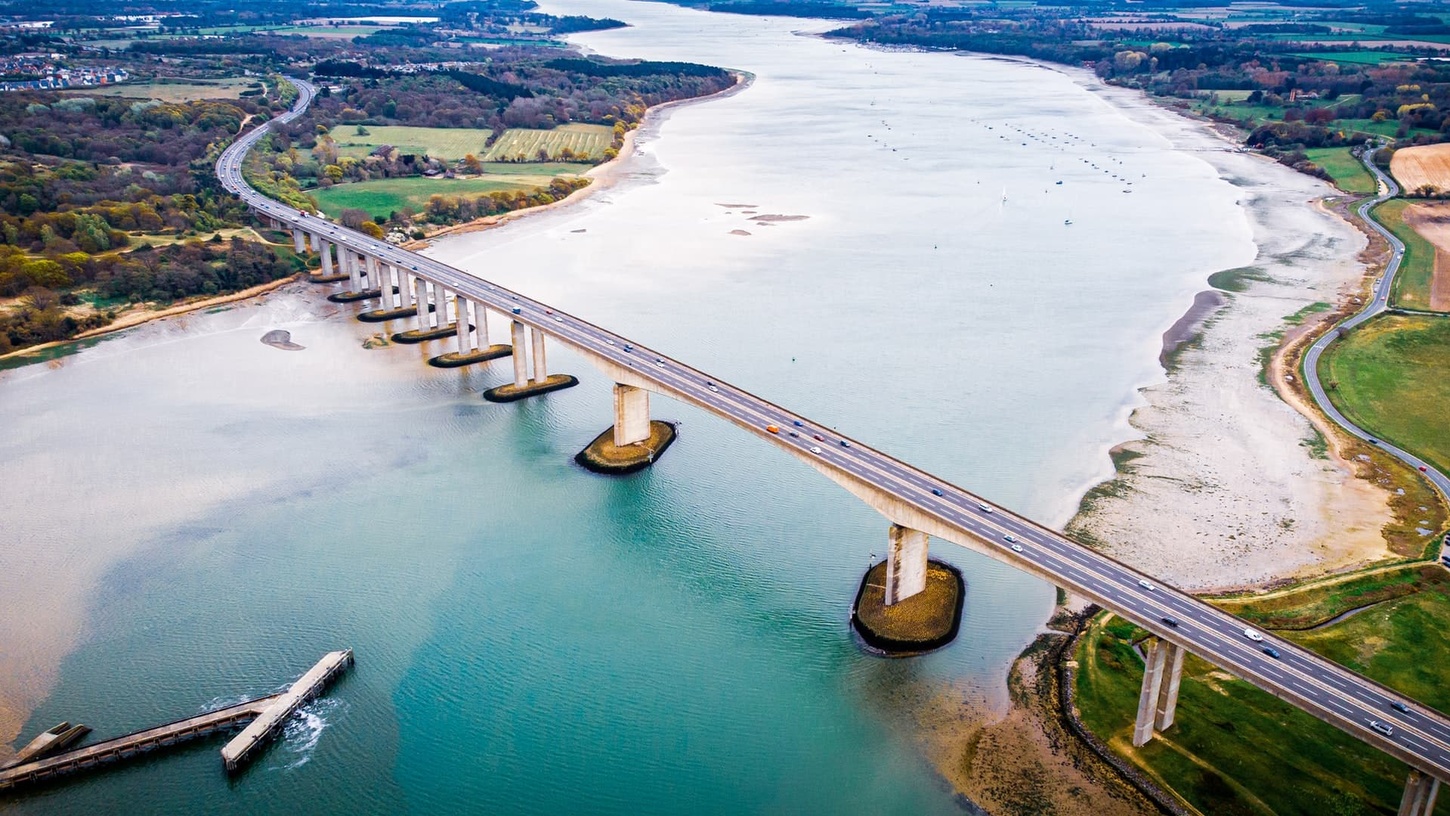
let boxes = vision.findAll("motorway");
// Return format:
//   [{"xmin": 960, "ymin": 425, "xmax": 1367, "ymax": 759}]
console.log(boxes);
[
  {"xmin": 1301, "ymin": 150, "xmax": 1450, "ymax": 505},
  {"xmin": 219, "ymin": 79, "xmax": 1450, "ymax": 781}
]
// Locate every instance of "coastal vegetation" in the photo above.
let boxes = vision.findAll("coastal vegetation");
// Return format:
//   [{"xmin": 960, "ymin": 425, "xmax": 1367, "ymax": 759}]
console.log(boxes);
[
  {"xmin": 1321, "ymin": 313, "xmax": 1450, "ymax": 475},
  {"xmin": 482, "ymin": 124, "xmax": 615, "ymax": 163}
]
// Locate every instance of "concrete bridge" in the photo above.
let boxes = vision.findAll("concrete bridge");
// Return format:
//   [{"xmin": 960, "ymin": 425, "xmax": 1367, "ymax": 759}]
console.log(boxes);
[{"xmin": 222, "ymin": 78, "xmax": 1447, "ymax": 814}]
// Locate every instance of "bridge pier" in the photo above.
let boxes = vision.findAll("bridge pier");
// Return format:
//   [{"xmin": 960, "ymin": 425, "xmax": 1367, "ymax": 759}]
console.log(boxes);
[
  {"xmin": 357, "ymin": 266, "xmax": 420, "ymax": 322},
  {"xmin": 292, "ymin": 228, "xmax": 305, "ymax": 254},
  {"xmin": 1133, "ymin": 637, "xmax": 1185, "ymax": 746},
  {"xmin": 885, "ymin": 524, "xmax": 929, "ymax": 606},
  {"xmin": 1400, "ymin": 770, "xmax": 1442, "ymax": 816},
  {"xmin": 393, "ymin": 280, "xmax": 463, "ymax": 343},
  {"xmin": 483, "ymin": 322, "xmax": 577, "ymax": 402},
  {"xmin": 320, "ymin": 241, "xmax": 334, "ymax": 277},
  {"xmin": 309, "ymin": 231, "xmax": 321, "ymax": 253},
  {"xmin": 573, "ymin": 383, "xmax": 677, "ymax": 473}
]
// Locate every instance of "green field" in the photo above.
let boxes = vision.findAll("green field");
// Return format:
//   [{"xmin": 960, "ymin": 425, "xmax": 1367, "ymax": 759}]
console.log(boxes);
[
  {"xmin": 268, "ymin": 25, "xmax": 383, "ymax": 38},
  {"xmin": 65, "ymin": 77, "xmax": 261, "ymax": 102},
  {"xmin": 1290, "ymin": 51, "xmax": 1416, "ymax": 65},
  {"xmin": 328, "ymin": 126, "xmax": 494, "ymax": 162},
  {"xmin": 1213, "ymin": 565, "xmax": 1449, "ymax": 629},
  {"xmin": 1372, "ymin": 199, "xmax": 1439, "ymax": 310},
  {"xmin": 310, "ymin": 175, "xmax": 572, "ymax": 218},
  {"xmin": 1304, "ymin": 147, "xmax": 1378, "ymax": 195},
  {"xmin": 1076, "ymin": 603, "xmax": 1450, "ymax": 816},
  {"xmin": 1320, "ymin": 313, "xmax": 1450, "ymax": 476},
  {"xmin": 482, "ymin": 124, "xmax": 615, "ymax": 162}
]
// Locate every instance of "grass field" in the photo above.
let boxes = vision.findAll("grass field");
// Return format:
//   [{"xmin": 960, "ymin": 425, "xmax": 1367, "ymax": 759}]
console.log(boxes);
[
  {"xmin": 65, "ymin": 77, "xmax": 261, "ymax": 102},
  {"xmin": 1320, "ymin": 313, "xmax": 1450, "ymax": 475},
  {"xmin": 482, "ymin": 124, "xmax": 614, "ymax": 162},
  {"xmin": 267, "ymin": 25, "xmax": 383, "ymax": 38},
  {"xmin": 1075, "ymin": 610, "xmax": 1449, "ymax": 816},
  {"xmin": 328, "ymin": 126, "xmax": 494, "ymax": 161},
  {"xmin": 310, "ymin": 175, "xmax": 564, "ymax": 218},
  {"xmin": 1290, "ymin": 50, "xmax": 1415, "ymax": 65},
  {"xmin": 1371, "ymin": 199, "xmax": 1438, "ymax": 309},
  {"xmin": 1305, "ymin": 147, "xmax": 1378, "ymax": 195}
]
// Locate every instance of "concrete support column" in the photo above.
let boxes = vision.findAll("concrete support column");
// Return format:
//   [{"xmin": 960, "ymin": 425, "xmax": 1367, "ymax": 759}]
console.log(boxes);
[
  {"xmin": 1133, "ymin": 638, "xmax": 1170, "ymax": 747},
  {"xmin": 476, "ymin": 306, "xmax": 489, "ymax": 346},
  {"xmin": 310, "ymin": 232, "xmax": 321, "ymax": 253},
  {"xmin": 613, "ymin": 384, "xmax": 650, "ymax": 446},
  {"xmin": 1400, "ymin": 771, "xmax": 1442, "ymax": 816},
  {"xmin": 510, "ymin": 321, "xmax": 528, "ymax": 387},
  {"xmin": 292, "ymin": 228, "xmax": 305, "ymax": 254},
  {"xmin": 531, "ymin": 326, "xmax": 547, "ymax": 381},
  {"xmin": 364, "ymin": 255, "xmax": 379, "ymax": 290},
  {"xmin": 455, "ymin": 297, "xmax": 471, "ymax": 353},
  {"xmin": 414, "ymin": 277, "xmax": 428, "ymax": 324},
  {"xmin": 346, "ymin": 248, "xmax": 361, "ymax": 291},
  {"xmin": 884, "ymin": 524, "xmax": 929, "ymax": 606},
  {"xmin": 378, "ymin": 264, "xmax": 394, "ymax": 308},
  {"xmin": 1154, "ymin": 642, "xmax": 1186, "ymax": 732},
  {"xmin": 320, "ymin": 241, "xmax": 334, "ymax": 276},
  {"xmin": 437, "ymin": 287, "xmax": 450, "ymax": 327}
]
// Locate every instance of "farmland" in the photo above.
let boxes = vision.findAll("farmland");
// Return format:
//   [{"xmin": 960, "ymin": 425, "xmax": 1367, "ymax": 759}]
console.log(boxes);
[
  {"xmin": 328, "ymin": 126, "xmax": 493, "ymax": 162},
  {"xmin": 310, "ymin": 174, "xmax": 579, "ymax": 219},
  {"xmin": 1372, "ymin": 199, "xmax": 1439, "ymax": 310},
  {"xmin": 1320, "ymin": 313, "xmax": 1450, "ymax": 475},
  {"xmin": 482, "ymin": 124, "xmax": 615, "ymax": 162},
  {"xmin": 66, "ymin": 78, "xmax": 262, "ymax": 103},
  {"xmin": 1391, "ymin": 143, "xmax": 1450, "ymax": 195}
]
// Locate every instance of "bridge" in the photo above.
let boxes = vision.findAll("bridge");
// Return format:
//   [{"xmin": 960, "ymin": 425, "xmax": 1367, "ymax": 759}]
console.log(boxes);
[{"xmin": 222, "ymin": 78, "xmax": 1447, "ymax": 814}]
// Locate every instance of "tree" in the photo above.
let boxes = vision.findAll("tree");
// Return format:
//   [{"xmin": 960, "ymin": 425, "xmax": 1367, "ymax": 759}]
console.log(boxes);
[
  {"xmin": 360, "ymin": 220, "xmax": 384, "ymax": 239},
  {"xmin": 355, "ymin": 125, "xmax": 370, "ymax": 136}
]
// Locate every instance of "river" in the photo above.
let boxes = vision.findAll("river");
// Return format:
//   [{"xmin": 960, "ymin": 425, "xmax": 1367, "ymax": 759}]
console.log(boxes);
[{"xmin": 0, "ymin": 2, "xmax": 1255, "ymax": 813}]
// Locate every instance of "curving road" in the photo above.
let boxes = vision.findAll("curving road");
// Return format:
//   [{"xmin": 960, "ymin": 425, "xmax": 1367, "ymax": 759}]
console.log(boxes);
[
  {"xmin": 220, "ymin": 80, "xmax": 1450, "ymax": 784},
  {"xmin": 1301, "ymin": 149, "xmax": 1450, "ymax": 507}
]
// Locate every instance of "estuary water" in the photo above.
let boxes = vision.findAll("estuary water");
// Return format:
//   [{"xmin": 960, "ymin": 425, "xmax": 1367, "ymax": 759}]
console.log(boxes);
[{"xmin": 1, "ymin": 2, "xmax": 1254, "ymax": 813}]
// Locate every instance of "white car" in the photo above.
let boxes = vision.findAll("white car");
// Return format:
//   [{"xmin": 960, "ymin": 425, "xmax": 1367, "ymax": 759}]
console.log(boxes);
[
  {"xmin": 810, "ymin": 446, "xmax": 823, "ymax": 454},
  {"xmin": 1243, "ymin": 628, "xmax": 1264, "ymax": 643},
  {"xmin": 977, "ymin": 503, "xmax": 993, "ymax": 513},
  {"xmin": 1011, "ymin": 544, "xmax": 1023, "ymax": 553},
  {"xmin": 1138, "ymin": 579, "xmax": 1155, "ymax": 591}
]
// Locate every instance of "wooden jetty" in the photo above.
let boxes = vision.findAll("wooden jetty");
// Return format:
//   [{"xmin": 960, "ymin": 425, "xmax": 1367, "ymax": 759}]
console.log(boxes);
[
  {"xmin": 0, "ymin": 649, "xmax": 352, "ymax": 792},
  {"xmin": 0, "ymin": 722, "xmax": 91, "ymax": 770},
  {"xmin": 221, "ymin": 649, "xmax": 353, "ymax": 772}
]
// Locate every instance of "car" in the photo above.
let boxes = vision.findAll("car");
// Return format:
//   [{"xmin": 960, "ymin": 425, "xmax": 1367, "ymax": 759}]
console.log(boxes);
[
  {"xmin": 1161, "ymin": 616, "xmax": 1179, "ymax": 627},
  {"xmin": 840, "ymin": 440, "xmax": 851, "ymax": 448},
  {"xmin": 655, "ymin": 359, "xmax": 666, "ymax": 368},
  {"xmin": 793, "ymin": 420, "xmax": 803, "ymax": 427},
  {"xmin": 554, "ymin": 317, "xmax": 564, "ymax": 323},
  {"xmin": 1420, "ymin": 466, "xmax": 1429, "ymax": 472},
  {"xmin": 1368, "ymin": 438, "xmax": 1379, "ymax": 445},
  {"xmin": 545, "ymin": 309, "xmax": 553, "ymax": 315},
  {"xmin": 1243, "ymin": 628, "xmax": 1264, "ymax": 642},
  {"xmin": 511, "ymin": 307, "xmax": 522, "ymax": 314},
  {"xmin": 1011, "ymin": 543, "xmax": 1023, "ymax": 553},
  {"xmin": 810, "ymin": 446, "xmax": 823, "ymax": 454},
  {"xmin": 1003, "ymin": 534, "xmax": 1017, "ymax": 543},
  {"xmin": 1137, "ymin": 579, "xmax": 1155, "ymax": 591},
  {"xmin": 977, "ymin": 502, "xmax": 993, "ymax": 513},
  {"xmin": 1370, "ymin": 720, "xmax": 1395, "ymax": 737},
  {"xmin": 813, "ymin": 434, "xmax": 825, "ymax": 442},
  {"xmin": 931, "ymin": 488, "xmax": 943, "ymax": 496},
  {"xmin": 788, "ymin": 431, "xmax": 798, "ymax": 437},
  {"xmin": 1391, "ymin": 701, "xmax": 1410, "ymax": 714},
  {"xmin": 623, "ymin": 344, "xmax": 633, "ymax": 352},
  {"xmin": 707, "ymin": 384, "xmax": 719, "ymax": 393},
  {"xmin": 1262, "ymin": 646, "xmax": 1281, "ymax": 659},
  {"xmin": 606, "ymin": 339, "xmax": 615, "ymax": 346}
]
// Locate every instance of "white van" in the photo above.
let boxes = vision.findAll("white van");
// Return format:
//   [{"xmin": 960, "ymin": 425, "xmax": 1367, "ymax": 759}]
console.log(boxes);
[{"xmin": 1243, "ymin": 628, "xmax": 1264, "ymax": 643}]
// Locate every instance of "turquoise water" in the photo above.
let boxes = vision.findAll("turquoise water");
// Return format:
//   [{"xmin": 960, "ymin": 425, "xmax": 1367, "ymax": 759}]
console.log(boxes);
[{"xmin": 0, "ymin": 2, "xmax": 1258, "ymax": 813}]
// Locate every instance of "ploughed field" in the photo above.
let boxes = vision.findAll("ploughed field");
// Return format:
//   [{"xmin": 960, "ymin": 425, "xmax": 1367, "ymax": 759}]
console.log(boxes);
[
  {"xmin": 1391, "ymin": 143, "xmax": 1450, "ymax": 195},
  {"xmin": 481, "ymin": 124, "xmax": 614, "ymax": 162}
]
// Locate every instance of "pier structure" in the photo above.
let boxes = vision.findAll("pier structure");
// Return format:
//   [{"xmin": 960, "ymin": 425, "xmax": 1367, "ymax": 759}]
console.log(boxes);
[{"xmin": 0, "ymin": 650, "xmax": 352, "ymax": 792}]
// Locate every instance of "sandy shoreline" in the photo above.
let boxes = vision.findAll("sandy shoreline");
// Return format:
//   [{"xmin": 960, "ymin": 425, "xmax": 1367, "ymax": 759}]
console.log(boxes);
[{"xmin": 911, "ymin": 60, "xmax": 1396, "ymax": 814}]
